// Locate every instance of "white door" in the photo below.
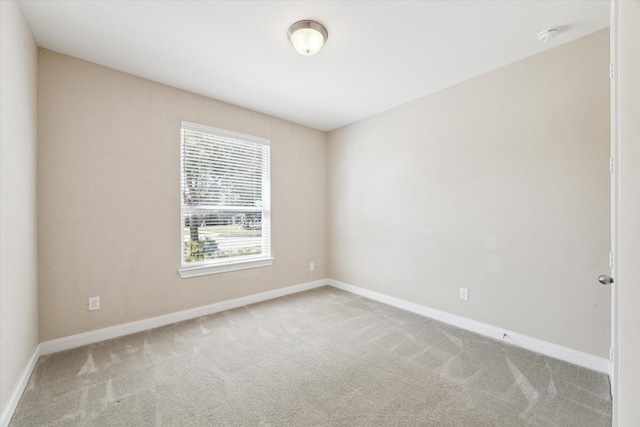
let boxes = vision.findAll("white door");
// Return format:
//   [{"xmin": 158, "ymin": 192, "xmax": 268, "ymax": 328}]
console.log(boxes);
[{"xmin": 607, "ymin": 0, "xmax": 619, "ymax": 420}]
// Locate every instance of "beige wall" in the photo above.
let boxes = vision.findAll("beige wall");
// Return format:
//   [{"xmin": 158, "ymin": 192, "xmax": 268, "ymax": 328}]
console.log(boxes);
[
  {"xmin": 0, "ymin": 0, "xmax": 39, "ymax": 418},
  {"xmin": 615, "ymin": 1, "xmax": 640, "ymax": 424},
  {"xmin": 327, "ymin": 30, "xmax": 611, "ymax": 357},
  {"xmin": 37, "ymin": 50, "xmax": 327, "ymax": 341}
]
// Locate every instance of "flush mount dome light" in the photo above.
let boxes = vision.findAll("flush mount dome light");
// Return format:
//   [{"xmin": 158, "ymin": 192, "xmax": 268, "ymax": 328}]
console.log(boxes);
[{"xmin": 288, "ymin": 20, "xmax": 328, "ymax": 56}]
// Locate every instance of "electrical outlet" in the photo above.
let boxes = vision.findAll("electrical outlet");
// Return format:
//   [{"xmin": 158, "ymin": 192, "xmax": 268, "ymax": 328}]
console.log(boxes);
[
  {"xmin": 459, "ymin": 288, "xmax": 469, "ymax": 301},
  {"xmin": 310, "ymin": 262, "xmax": 315, "ymax": 272},
  {"xmin": 88, "ymin": 296, "xmax": 100, "ymax": 311}
]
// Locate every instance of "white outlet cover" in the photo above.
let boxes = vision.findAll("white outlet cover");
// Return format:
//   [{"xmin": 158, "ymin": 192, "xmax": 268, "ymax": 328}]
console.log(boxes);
[
  {"xmin": 88, "ymin": 297, "xmax": 100, "ymax": 311},
  {"xmin": 459, "ymin": 288, "xmax": 469, "ymax": 301}
]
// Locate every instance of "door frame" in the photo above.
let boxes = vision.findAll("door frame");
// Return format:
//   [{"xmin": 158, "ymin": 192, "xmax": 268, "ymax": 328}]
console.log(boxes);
[{"xmin": 609, "ymin": 0, "xmax": 619, "ymax": 424}]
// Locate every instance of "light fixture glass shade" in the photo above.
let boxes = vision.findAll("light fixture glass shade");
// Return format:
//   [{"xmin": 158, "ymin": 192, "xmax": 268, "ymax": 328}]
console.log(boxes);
[{"xmin": 288, "ymin": 20, "xmax": 328, "ymax": 56}]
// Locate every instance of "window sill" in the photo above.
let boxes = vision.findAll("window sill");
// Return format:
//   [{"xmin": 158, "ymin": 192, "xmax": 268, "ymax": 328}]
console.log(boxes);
[{"xmin": 178, "ymin": 257, "xmax": 274, "ymax": 278}]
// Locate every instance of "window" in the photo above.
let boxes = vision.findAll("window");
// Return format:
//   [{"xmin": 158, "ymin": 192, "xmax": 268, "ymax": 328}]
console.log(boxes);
[{"xmin": 178, "ymin": 121, "xmax": 272, "ymax": 278}]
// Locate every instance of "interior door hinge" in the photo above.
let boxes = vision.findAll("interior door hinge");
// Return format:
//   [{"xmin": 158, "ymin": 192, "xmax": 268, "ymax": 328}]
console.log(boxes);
[
  {"xmin": 610, "ymin": 346, "xmax": 614, "ymax": 363},
  {"xmin": 610, "ymin": 63, "xmax": 614, "ymax": 79},
  {"xmin": 610, "ymin": 158, "xmax": 615, "ymax": 174},
  {"xmin": 609, "ymin": 252, "xmax": 614, "ymax": 268}
]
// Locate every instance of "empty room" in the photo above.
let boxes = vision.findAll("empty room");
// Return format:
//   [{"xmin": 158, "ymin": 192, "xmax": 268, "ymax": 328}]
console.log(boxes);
[{"xmin": 1, "ymin": 1, "xmax": 639, "ymax": 426}]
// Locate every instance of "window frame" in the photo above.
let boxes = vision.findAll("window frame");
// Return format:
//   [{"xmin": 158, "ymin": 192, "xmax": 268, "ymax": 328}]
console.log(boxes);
[{"xmin": 178, "ymin": 121, "xmax": 273, "ymax": 278}]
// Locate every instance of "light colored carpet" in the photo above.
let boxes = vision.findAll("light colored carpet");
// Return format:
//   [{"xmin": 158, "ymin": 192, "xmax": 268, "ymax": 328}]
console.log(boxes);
[{"xmin": 10, "ymin": 286, "xmax": 611, "ymax": 426}]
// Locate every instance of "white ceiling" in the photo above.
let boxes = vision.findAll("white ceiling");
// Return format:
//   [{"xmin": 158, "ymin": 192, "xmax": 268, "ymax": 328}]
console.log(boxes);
[{"xmin": 18, "ymin": 1, "xmax": 609, "ymax": 132}]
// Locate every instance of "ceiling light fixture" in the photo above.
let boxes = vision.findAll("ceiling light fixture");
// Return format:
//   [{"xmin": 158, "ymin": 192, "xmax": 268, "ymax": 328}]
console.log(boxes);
[
  {"xmin": 288, "ymin": 20, "xmax": 328, "ymax": 56},
  {"xmin": 537, "ymin": 28, "xmax": 558, "ymax": 43}
]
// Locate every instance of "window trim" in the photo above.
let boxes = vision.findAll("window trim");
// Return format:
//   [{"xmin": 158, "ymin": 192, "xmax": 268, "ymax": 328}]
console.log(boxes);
[
  {"xmin": 178, "ymin": 121, "xmax": 273, "ymax": 278},
  {"xmin": 178, "ymin": 256, "xmax": 274, "ymax": 278}
]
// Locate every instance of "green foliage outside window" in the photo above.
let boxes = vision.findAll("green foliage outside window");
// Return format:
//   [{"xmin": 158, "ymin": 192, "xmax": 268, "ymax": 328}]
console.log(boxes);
[{"xmin": 184, "ymin": 237, "xmax": 262, "ymax": 263}]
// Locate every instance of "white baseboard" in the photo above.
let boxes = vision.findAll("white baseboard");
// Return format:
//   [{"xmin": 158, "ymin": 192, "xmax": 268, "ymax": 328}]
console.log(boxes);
[
  {"xmin": 328, "ymin": 279, "xmax": 609, "ymax": 374},
  {"xmin": 1, "ymin": 344, "xmax": 40, "ymax": 427},
  {"xmin": 40, "ymin": 279, "xmax": 329, "ymax": 356}
]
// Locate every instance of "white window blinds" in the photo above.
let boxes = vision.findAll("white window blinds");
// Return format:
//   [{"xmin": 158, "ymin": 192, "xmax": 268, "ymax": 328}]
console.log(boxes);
[{"xmin": 179, "ymin": 121, "xmax": 271, "ymax": 276}]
